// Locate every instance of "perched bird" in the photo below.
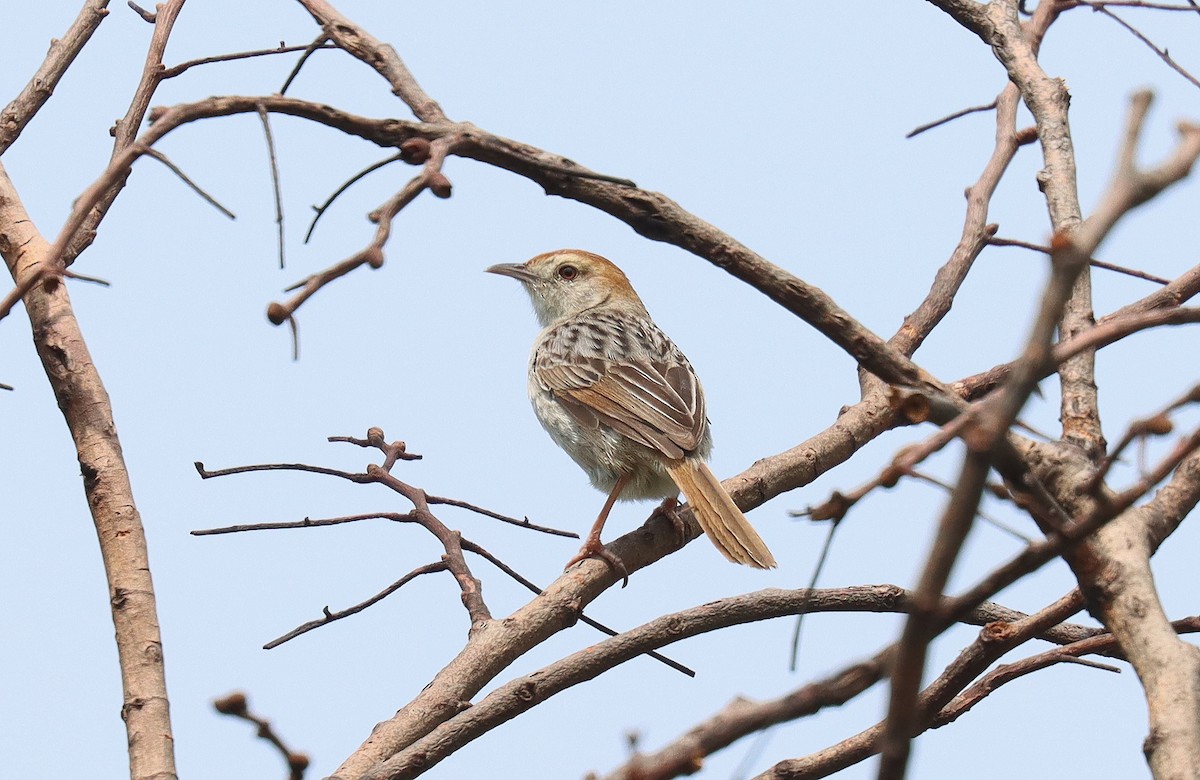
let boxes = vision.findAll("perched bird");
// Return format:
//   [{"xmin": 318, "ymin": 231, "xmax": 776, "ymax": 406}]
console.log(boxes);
[{"xmin": 487, "ymin": 249, "xmax": 776, "ymax": 581}]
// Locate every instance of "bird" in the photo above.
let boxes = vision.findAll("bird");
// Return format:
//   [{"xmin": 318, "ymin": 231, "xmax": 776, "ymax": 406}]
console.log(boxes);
[{"xmin": 487, "ymin": 249, "xmax": 776, "ymax": 582}]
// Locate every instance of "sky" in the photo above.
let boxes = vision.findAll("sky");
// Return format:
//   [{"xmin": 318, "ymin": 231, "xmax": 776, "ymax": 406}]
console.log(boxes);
[{"xmin": 3, "ymin": 2, "xmax": 1200, "ymax": 779}]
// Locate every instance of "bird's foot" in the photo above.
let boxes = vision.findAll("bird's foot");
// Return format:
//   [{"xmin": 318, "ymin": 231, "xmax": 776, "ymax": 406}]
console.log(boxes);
[
  {"xmin": 651, "ymin": 496, "xmax": 686, "ymax": 545},
  {"xmin": 565, "ymin": 539, "xmax": 630, "ymax": 588}
]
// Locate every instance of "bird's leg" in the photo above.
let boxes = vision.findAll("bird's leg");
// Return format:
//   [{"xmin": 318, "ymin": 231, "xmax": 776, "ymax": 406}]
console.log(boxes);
[
  {"xmin": 650, "ymin": 495, "xmax": 686, "ymax": 545},
  {"xmin": 565, "ymin": 473, "xmax": 631, "ymax": 587}
]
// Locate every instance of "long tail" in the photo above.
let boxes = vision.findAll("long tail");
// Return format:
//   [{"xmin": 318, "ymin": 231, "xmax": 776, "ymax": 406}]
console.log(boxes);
[{"xmin": 664, "ymin": 460, "xmax": 776, "ymax": 569}]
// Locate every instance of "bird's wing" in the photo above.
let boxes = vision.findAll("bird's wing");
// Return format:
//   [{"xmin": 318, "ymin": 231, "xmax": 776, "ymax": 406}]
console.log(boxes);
[{"xmin": 535, "ymin": 356, "xmax": 706, "ymax": 460}]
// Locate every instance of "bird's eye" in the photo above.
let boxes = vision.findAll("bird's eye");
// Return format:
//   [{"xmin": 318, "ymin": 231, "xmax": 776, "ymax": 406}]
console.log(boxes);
[{"xmin": 557, "ymin": 265, "xmax": 578, "ymax": 280}]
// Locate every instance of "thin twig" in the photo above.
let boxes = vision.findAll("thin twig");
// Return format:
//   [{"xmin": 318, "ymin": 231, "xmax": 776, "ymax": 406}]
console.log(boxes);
[
  {"xmin": 256, "ymin": 104, "xmax": 286, "ymax": 268},
  {"xmin": 213, "ymin": 692, "xmax": 310, "ymax": 780},
  {"xmin": 1086, "ymin": 383, "xmax": 1200, "ymax": 491},
  {"xmin": 460, "ymin": 539, "xmax": 694, "ymax": 677},
  {"xmin": 143, "ymin": 148, "xmax": 236, "ymax": 219},
  {"xmin": 426, "ymin": 494, "xmax": 578, "ymax": 537},
  {"xmin": 161, "ymin": 43, "xmax": 338, "ymax": 79},
  {"xmin": 785, "ymin": 517, "xmax": 839, "ymax": 672},
  {"xmin": 191, "ymin": 511, "xmax": 418, "ymax": 536},
  {"xmin": 62, "ymin": 268, "xmax": 111, "ymax": 286},
  {"xmin": 0, "ymin": 266, "xmax": 46, "ymax": 322},
  {"xmin": 988, "ymin": 235, "xmax": 1169, "ymax": 284},
  {"xmin": 1079, "ymin": 2, "xmax": 1200, "ymax": 89},
  {"xmin": 304, "ymin": 152, "xmax": 403, "ymax": 242},
  {"xmin": 265, "ymin": 562, "xmax": 448, "ymax": 648},
  {"xmin": 280, "ymin": 34, "xmax": 331, "ymax": 94},
  {"xmin": 906, "ymin": 100, "xmax": 997, "ymax": 138}
]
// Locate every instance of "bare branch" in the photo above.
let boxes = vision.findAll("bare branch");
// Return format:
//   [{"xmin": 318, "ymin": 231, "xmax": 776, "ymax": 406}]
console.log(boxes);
[
  {"xmin": 214, "ymin": 692, "xmax": 310, "ymax": 780},
  {"xmin": 143, "ymin": 147, "xmax": 236, "ymax": 219},
  {"xmin": 160, "ymin": 42, "xmax": 337, "ymax": 80},
  {"xmin": 304, "ymin": 152, "xmax": 403, "ymax": 242},
  {"xmin": 257, "ymin": 104, "xmax": 286, "ymax": 268},
  {"xmin": 295, "ymin": 0, "xmax": 449, "ymax": 122},
  {"xmin": 0, "ymin": 0, "xmax": 111, "ymax": 154},
  {"xmin": 280, "ymin": 34, "xmax": 331, "ymax": 94},
  {"xmin": 1078, "ymin": 1, "xmax": 1200, "ymax": 89},
  {"xmin": 365, "ymin": 587, "xmax": 1073, "ymax": 780},
  {"xmin": 905, "ymin": 99, "xmax": 997, "ymax": 138},
  {"xmin": 0, "ymin": 161, "xmax": 176, "ymax": 778},
  {"xmin": 987, "ymin": 235, "xmax": 1170, "ymax": 284},
  {"xmin": 460, "ymin": 539, "xmax": 694, "ymax": 677},
  {"xmin": 265, "ymin": 562, "xmax": 449, "ymax": 649},
  {"xmin": 883, "ymin": 227, "xmax": 1114, "ymax": 778},
  {"xmin": 935, "ymin": 615, "xmax": 1200, "ymax": 727}
]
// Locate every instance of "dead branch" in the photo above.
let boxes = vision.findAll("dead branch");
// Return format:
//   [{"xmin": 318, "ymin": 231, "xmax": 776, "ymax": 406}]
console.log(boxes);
[
  {"xmin": 214, "ymin": 692, "xmax": 310, "ymax": 780},
  {"xmin": 257, "ymin": 104, "xmax": 286, "ymax": 268},
  {"xmin": 265, "ymin": 562, "xmax": 448, "ymax": 649},
  {"xmin": 143, "ymin": 147, "xmax": 237, "ymax": 219},
  {"xmin": 987, "ymin": 235, "xmax": 1171, "ymax": 284},
  {"xmin": 0, "ymin": 0, "xmax": 110, "ymax": 155}
]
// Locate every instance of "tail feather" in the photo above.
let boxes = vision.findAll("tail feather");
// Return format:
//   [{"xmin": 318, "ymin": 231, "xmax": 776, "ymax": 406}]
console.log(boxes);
[{"xmin": 665, "ymin": 461, "xmax": 776, "ymax": 569}]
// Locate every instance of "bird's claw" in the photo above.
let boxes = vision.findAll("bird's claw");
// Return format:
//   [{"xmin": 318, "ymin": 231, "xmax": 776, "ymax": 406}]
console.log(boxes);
[
  {"xmin": 651, "ymin": 497, "xmax": 686, "ymax": 545},
  {"xmin": 565, "ymin": 541, "xmax": 630, "ymax": 588}
]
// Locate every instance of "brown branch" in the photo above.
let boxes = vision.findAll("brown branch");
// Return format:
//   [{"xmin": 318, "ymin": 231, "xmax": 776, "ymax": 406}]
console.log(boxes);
[
  {"xmin": 1086, "ymin": 384, "xmax": 1199, "ymax": 491},
  {"xmin": 905, "ymin": 99, "xmax": 997, "ymax": 138},
  {"xmin": 0, "ymin": 161, "xmax": 176, "ymax": 778},
  {"xmin": 280, "ymin": 34, "xmax": 331, "ymax": 94},
  {"xmin": 1069, "ymin": 0, "xmax": 1200, "ymax": 9},
  {"xmin": 890, "ymin": 83, "xmax": 1018, "ymax": 358},
  {"xmin": 940, "ymin": 425, "xmax": 1200, "ymax": 622},
  {"xmin": 191, "ymin": 499, "xmax": 576, "ymax": 539},
  {"xmin": 191, "ymin": 511, "xmax": 417, "ymax": 535},
  {"xmin": 198, "ymin": 428, "xmax": 492, "ymax": 628},
  {"xmin": 935, "ymin": 616, "xmax": 1200, "ymax": 727},
  {"xmin": 765, "ymin": 590, "xmax": 1084, "ymax": 779},
  {"xmin": 959, "ymin": 305, "xmax": 1200, "ymax": 399},
  {"xmin": 0, "ymin": 264, "xmax": 46, "ymax": 322},
  {"xmin": 304, "ymin": 152, "xmax": 403, "ymax": 242},
  {"xmin": 257, "ymin": 104, "xmax": 286, "ymax": 268},
  {"xmin": 459, "ymin": 539, "xmax": 694, "ymax": 677},
  {"xmin": 1077, "ymin": 1, "xmax": 1200, "ymax": 88},
  {"xmin": 363, "ymin": 587, "xmax": 1076, "ymax": 780},
  {"xmin": 214, "ymin": 692, "xmax": 309, "ymax": 780},
  {"xmin": 296, "ymin": 0, "xmax": 448, "ymax": 122},
  {"xmin": 60, "ymin": 90, "xmax": 939, "ymax": 395},
  {"xmin": 143, "ymin": 147, "xmax": 236, "ymax": 219},
  {"xmin": 424, "ymin": 494, "xmax": 578, "ymax": 538},
  {"xmin": 605, "ymin": 650, "xmax": 893, "ymax": 780},
  {"xmin": 1087, "ymin": 92, "xmax": 1200, "ymax": 242},
  {"xmin": 60, "ymin": 0, "xmax": 188, "ymax": 265},
  {"xmin": 1105, "ymin": 262, "xmax": 1200, "ymax": 318},
  {"xmin": 604, "ymin": 588, "xmax": 1111, "ymax": 780},
  {"xmin": 987, "ymin": 235, "xmax": 1170, "ymax": 284},
  {"xmin": 0, "ymin": 0, "xmax": 111, "ymax": 155},
  {"xmin": 879, "ymin": 227, "xmax": 1090, "ymax": 778},
  {"xmin": 127, "ymin": 1, "xmax": 156, "ymax": 23},
  {"xmin": 272, "ymin": 136, "xmax": 461, "ymax": 324},
  {"xmin": 160, "ymin": 42, "xmax": 337, "ymax": 80},
  {"xmin": 265, "ymin": 562, "xmax": 448, "ymax": 649}
]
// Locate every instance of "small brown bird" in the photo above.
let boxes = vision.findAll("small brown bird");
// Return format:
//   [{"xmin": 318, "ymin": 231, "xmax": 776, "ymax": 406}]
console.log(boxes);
[{"xmin": 488, "ymin": 249, "xmax": 776, "ymax": 580}]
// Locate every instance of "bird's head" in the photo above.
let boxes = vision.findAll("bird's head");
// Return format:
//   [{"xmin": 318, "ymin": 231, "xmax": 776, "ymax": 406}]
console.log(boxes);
[{"xmin": 487, "ymin": 249, "xmax": 645, "ymax": 327}]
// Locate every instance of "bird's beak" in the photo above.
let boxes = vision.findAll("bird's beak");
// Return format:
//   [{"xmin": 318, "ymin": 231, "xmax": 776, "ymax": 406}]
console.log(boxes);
[{"xmin": 485, "ymin": 263, "xmax": 538, "ymax": 284}]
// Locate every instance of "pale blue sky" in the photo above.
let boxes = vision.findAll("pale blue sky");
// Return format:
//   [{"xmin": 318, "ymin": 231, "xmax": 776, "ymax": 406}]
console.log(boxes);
[{"xmin": 4, "ymin": 2, "xmax": 1200, "ymax": 778}]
